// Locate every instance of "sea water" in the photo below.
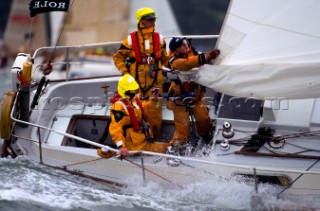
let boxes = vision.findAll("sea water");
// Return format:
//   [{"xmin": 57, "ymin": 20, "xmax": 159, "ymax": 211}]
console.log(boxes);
[
  {"xmin": 0, "ymin": 69, "xmax": 11, "ymax": 101},
  {"xmin": 1, "ymin": 154, "xmax": 320, "ymax": 211}
]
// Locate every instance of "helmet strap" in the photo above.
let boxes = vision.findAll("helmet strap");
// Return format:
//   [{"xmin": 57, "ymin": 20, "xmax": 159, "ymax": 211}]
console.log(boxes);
[{"xmin": 125, "ymin": 92, "xmax": 136, "ymax": 100}]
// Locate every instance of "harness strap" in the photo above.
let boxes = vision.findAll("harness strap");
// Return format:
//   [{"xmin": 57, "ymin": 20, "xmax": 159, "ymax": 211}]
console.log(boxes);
[
  {"xmin": 119, "ymin": 98, "xmax": 142, "ymax": 131},
  {"xmin": 130, "ymin": 31, "xmax": 160, "ymax": 63},
  {"xmin": 110, "ymin": 93, "xmax": 144, "ymax": 132},
  {"xmin": 130, "ymin": 32, "xmax": 143, "ymax": 63},
  {"xmin": 153, "ymin": 32, "xmax": 160, "ymax": 59},
  {"xmin": 130, "ymin": 31, "xmax": 161, "ymax": 94}
]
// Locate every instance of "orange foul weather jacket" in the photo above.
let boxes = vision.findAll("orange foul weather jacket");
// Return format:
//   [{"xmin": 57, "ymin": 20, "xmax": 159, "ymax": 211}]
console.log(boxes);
[
  {"xmin": 113, "ymin": 23, "xmax": 169, "ymax": 138},
  {"xmin": 109, "ymin": 95, "xmax": 169, "ymax": 153},
  {"xmin": 167, "ymin": 48, "xmax": 213, "ymax": 146},
  {"xmin": 113, "ymin": 24, "xmax": 168, "ymax": 98}
]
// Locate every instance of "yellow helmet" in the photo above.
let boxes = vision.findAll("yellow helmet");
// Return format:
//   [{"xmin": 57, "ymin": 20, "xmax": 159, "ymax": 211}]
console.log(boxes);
[
  {"xmin": 135, "ymin": 7, "xmax": 156, "ymax": 23},
  {"xmin": 118, "ymin": 74, "xmax": 139, "ymax": 98}
]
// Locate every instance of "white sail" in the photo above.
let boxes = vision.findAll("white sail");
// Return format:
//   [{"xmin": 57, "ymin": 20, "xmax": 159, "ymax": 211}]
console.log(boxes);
[
  {"xmin": 49, "ymin": 12, "xmax": 65, "ymax": 46},
  {"xmin": 197, "ymin": 0, "xmax": 320, "ymax": 99}
]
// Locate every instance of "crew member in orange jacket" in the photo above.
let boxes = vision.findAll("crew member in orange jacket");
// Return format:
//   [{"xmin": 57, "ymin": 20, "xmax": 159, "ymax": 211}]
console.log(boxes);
[
  {"xmin": 109, "ymin": 74, "xmax": 169, "ymax": 156},
  {"xmin": 167, "ymin": 37, "xmax": 220, "ymax": 146},
  {"xmin": 113, "ymin": 7, "xmax": 168, "ymax": 139}
]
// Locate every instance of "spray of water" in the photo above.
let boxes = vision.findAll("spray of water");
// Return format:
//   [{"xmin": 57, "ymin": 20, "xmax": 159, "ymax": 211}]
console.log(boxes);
[{"xmin": 1, "ymin": 156, "xmax": 320, "ymax": 211}]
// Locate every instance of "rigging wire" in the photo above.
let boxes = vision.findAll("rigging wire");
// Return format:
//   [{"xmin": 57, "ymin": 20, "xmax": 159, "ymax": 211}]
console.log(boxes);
[
  {"xmin": 123, "ymin": 156, "xmax": 178, "ymax": 187},
  {"xmin": 48, "ymin": 0, "xmax": 75, "ymax": 62},
  {"xmin": 27, "ymin": 16, "xmax": 34, "ymax": 55},
  {"xmin": 277, "ymin": 159, "xmax": 320, "ymax": 198},
  {"xmin": 63, "ymin": 157, "xmax": 104, "ymax": 168},
  {"xmin": 38, "ymin": 0, "xmax": 75, "ymax": 75}
]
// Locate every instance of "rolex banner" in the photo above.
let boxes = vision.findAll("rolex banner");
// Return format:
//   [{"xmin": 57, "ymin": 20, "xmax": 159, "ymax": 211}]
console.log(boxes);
[{"xmin": 29, "ymin": 0, "xmax": 70, "ymax": 17}]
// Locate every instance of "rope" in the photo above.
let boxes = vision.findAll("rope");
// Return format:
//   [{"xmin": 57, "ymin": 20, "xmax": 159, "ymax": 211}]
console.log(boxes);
[
  {"xmin": 62, "ymin": 152, "xmax": 179, "ymax": 188},
  {"xmin": 63, "ymin": 157, "xmax": 103, "ymax": 168},
  {"xmin": 43, "ymin": 163, "xmax": 125, "ymax": 190},
  {"xmin": 27, "ymin": 17, "xmax": 34, "ymax": 54},
  {"xmin": 277, "ymin": 159, "xmax": 320, "ymax": 198},
  {"xmin": 123, "ymin": 157, "xmax": 176, "ymax": 185},
  {"xmin": 48, "ymin": 0, "xmax": 75, "ymax": 63},
  {"xmin": 180, "ymin": 161, "xmax": 215, "ymax": 176},
  {"xmin": 216, "ymin": 130, "xmax": 320, "ymax": 146}
]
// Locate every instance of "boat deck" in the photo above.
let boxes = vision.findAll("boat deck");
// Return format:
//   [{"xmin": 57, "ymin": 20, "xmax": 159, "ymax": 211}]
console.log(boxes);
[{"xmin": 44, "ymin": 103, "xmax": 183, "ymax": 148}]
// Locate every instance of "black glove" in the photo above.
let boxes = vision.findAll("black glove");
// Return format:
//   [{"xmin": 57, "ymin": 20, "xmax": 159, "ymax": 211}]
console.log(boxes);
[{"xmin": 209, "ymin": 49, "xmax": 220, "ymax": 60}]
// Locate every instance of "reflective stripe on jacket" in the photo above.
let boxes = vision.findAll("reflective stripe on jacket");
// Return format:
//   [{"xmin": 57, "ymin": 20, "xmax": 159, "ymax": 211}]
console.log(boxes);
[{"xmin": 113, "ymin": 24, "xmax": 169, "ymax": 97}]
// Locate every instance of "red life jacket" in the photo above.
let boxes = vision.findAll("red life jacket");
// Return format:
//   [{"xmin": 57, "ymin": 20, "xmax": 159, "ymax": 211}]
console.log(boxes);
[
  {"xmin": 130, "ymin": 31, "xmax": 160, "ymax": 63},
  {"xmin": 110, "ymin": 93, "xmax": 143, "ymax": 131}
]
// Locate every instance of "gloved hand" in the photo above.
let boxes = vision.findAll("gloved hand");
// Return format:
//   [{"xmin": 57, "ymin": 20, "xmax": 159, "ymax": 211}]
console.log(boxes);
[
  {"xmin": 141, "ymin": 56, "xmax": 155, "ymax": 64},
  {"xmin": 209, "ymin": 49, "xmax": 220, "ymax": 60},
  {"xmin": 119, "ymin": 147, "xmax": 129, "ymax": 157},
  {"xmin": 147, "ymin": 56, "xmax": 155, "ymax": 65},
  {"xmin": 151, "ymin": 87, "xmax": 160, "ymax": 101}
]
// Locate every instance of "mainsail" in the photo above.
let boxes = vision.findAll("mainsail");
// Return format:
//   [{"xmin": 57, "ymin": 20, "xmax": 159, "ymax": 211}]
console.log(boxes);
[{"xmin": 197, "ymin": 0, "xmax": 320, "ymax": 99}]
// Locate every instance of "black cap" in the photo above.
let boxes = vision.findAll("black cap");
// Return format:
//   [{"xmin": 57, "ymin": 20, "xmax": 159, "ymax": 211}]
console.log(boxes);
[
  {"xmin": 169, "ymin": 37, "xmax": 186, "ymax": 52},
  {"xmin": 142, "ymin": 14, "xmax": 156, "ymax": 20}
]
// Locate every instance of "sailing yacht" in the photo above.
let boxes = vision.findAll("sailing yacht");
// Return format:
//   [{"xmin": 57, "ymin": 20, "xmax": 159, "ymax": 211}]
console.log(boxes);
[{"xmin": 1, "ymin": 0, "xmax": 320, "ymax": 200}]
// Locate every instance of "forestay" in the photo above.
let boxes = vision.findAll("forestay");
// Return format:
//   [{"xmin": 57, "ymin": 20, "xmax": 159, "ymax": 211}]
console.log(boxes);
[{"xmin": 197, "ymin": 0, "xmax": 320, "ymax": 99}]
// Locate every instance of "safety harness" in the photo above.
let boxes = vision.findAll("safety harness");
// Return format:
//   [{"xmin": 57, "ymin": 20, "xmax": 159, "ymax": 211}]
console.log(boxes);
[
  {"xmin": 110, "ymin": 93, "xmax": 154, "ymax": 142},
  {"xmin": 130, "ymin": 31, "xmax": 160, "ymax": 63},
  {"xmin": 167, "ymin": 47, "xmax": 206, "ymax": 106},
  {"xmin": 130, "ymin": 31, "xmax": 161, "ymax": 95},
  {"xmin": 110, "ymin": 93, "xmax": 143, "ymax": 131}
]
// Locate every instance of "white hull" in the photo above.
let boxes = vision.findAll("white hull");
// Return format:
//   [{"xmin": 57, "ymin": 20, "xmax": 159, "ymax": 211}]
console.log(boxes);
[
  {"xmin": 6, "ymin": 69, "xmax": 320, "ymax": 196},
  {"xmin": 19, "ymin": 141, "xmax": 320, "ymax": 195}
]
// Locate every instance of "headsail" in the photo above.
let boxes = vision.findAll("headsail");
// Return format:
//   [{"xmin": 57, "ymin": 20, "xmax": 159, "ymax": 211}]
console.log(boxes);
[{"xmin": 197, "ymin": 0, "xmax": 320, "ymax": 99}]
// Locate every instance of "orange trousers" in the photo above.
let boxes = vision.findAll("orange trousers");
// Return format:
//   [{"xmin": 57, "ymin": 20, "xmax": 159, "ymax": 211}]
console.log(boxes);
[
  {"xmin": 167, "ymin": 100, "xmax": 213, "ymax": 146},
  {"xmin": 143, "ymin": 141, "xmax": 170, "ymax": 153},
  {"xmin": 142, "ymin": 99, "xmax": 163, "ymax": 140}
]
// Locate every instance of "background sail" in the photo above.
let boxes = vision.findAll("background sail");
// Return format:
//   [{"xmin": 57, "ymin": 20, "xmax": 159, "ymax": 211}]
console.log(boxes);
[
  {"xmin": 197, "ymin": 0, "xmax": 320, "ymax": 99},
  {"xmin": 59, "ymin": 0, "xmax": 130, "ymax": 45},
  {"xmin": 129, "ymin": 0, "xmax": 181, "ymax": 37},
  {"xmin": 3, "ymin": 0, "xmax": 48, "ymax": 55},
  {"xmin": 59, "ymin": 0, "xmax": 180, "ymax": 45}
]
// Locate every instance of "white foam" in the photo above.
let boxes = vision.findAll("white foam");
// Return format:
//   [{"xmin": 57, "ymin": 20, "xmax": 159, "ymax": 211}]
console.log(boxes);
[{"xmin": 1, "ymin": 157, "xmax": 320, "ymax": 210}]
